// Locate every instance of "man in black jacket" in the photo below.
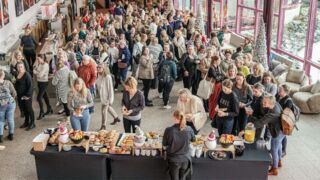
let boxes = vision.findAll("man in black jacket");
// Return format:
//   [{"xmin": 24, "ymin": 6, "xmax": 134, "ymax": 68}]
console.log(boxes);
[{"xmin": 253, "ymin": 93, "xmax": 284, "ymax": 176}]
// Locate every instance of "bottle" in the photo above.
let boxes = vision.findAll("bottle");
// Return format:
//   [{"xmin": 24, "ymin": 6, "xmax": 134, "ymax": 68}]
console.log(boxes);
[{"xmin": 244, "ymin": 123, "xmax": 256, "ymax": 144}]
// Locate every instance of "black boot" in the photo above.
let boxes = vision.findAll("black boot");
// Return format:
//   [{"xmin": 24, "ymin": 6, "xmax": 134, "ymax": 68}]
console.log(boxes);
[
  {"xmin": 37, "ymin": 112, "xmax": 45, "ymax": 120},
  {"xmin": 110, "ymin": 117, "xmax": 121, "ymax": 125},
  {"xmin": 19, "ymin": 123, "xmax": 28, "ymax": 128},
  {"xmin": 7, "ymin": 134, "xmax": 13, "ymax": 141},
  {"xmin": 0, "ymin": 135, "xmax": 3, "ymax": 143},
  {"xmin": 44, "ymin": 108, "xmax": 53, "ymax": 115},
  {"xmin": 26, "ymin": 124, "xmax": 36, "ymax": 131}
]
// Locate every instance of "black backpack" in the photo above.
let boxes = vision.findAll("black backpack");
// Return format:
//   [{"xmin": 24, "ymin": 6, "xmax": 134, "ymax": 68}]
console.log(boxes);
[{"xmin": 159, "ymin": 63, "xmax": 171, "ymax": 83}]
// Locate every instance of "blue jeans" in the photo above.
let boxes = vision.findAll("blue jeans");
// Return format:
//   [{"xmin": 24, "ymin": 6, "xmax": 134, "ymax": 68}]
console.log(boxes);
[
  {"xmin": 271, "ymin": 131, "xmax": 285, "ymax": 168},
  {"xmin": 0, "ymin": 102, "xmax": 16, "ymax": 135},
  {"xmin": 119, "ymin": 68, "xmax": 128, "ymax": 82},
  {"xmin": 70, "ymin": 109, "xmax": 91, "ymax": 131},
  {"xmin": 216, "ymin": 117, "xmax": 234, "ymax": 136}
]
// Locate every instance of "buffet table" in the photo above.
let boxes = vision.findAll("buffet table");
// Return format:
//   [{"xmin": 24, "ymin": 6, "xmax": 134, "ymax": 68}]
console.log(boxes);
[
  {"xmin": 31, "ymin": 144, "xmax": 270, "ymax": 180},
  {"xmin": 30, "ymin": 146, "xmax": 109, "ymax": 180}
]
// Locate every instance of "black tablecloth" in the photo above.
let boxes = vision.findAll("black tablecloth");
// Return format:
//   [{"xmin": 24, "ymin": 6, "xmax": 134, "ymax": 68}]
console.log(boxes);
[
  {"xmin": 30, "ymin": 146, "xmax": 109, "ymax": 180},
  {"xmin": 109, "ymin": 145, "xmax": 270, "ymax": 180},
  {"xmin": 31, "ymin": 144, "xmax": 270, "ymax": 180}
]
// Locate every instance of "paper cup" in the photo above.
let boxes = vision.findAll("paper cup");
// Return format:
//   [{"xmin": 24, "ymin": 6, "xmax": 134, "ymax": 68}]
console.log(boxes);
[
  {"xmin": 146, "ymin": 150, "xmax": 151, "ymax": 156},
  {"xmin": 151, "ymin": 149, "xmax": 157, "ymax": 156},
  {"xmin": 141, "ymin": 149, "xmax": 146, "ymax": 156},
  {"xmin": 135, "ymin": 149, "xmax": 140, "ymax": 156}
]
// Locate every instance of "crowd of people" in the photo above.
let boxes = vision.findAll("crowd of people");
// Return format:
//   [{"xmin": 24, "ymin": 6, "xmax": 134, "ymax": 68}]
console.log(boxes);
[{"xmin": 0, "ymin": 0, "xmax": 300, "ymax": 178}]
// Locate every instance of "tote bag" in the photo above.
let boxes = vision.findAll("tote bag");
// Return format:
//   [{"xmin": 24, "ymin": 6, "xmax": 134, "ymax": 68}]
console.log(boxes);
[{"xmin": 197, "ymin": 72, "xmax": 213, "ymax": 100}]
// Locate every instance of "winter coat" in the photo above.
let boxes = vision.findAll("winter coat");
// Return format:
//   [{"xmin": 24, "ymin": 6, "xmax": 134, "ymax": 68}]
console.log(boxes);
[
  {"xmin": 77, "ymin": 60, "xmax": 97, "ymax": 88},
  {"xmin": 138, "ymin": 55, "xmax": 155, "ymax": 80},
  {"xmin": 52, "ymin": 66, "xmax": 70, "ymax": 103}
]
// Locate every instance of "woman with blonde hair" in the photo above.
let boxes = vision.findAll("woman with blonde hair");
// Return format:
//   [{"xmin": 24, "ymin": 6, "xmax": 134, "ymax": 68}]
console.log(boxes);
[
  {"xmin": 121, "ymin": 76, "xmax": 145, "ymax": 133},
  {"xmin": 138, "ymin": 46, "xmax": 155, "ymax": 106},
  {"xmin": 10, "ymin": 50, "xmax": 30, "ymax": 77},
  {"xmin": 226, "ymin": 64, "xmax": 237, "ymax": 83},
  {"xmin": 173, "ymin": 30, "xmax": 186, "ymax": 60},
  {"xmin": 96, "ymin": 64, "xmax": 120, "ymax": 129},
  {"xmin": 67, "ymin": 78, "xmax": 93, "ymax": 131},
  {"xmin": 176, "ymin": 88, "xmax": 207, "ymax": 134},
  {"xmin": 246, "ymin": 62, "xmax": 264, "ymax": 85},
  {"xmin": 162, "ymin": 110, "xmax": 195, "ymax": 180},
  {"xmin": 33, "ymin": 54, "xmax": 52, "ymax": 120}
]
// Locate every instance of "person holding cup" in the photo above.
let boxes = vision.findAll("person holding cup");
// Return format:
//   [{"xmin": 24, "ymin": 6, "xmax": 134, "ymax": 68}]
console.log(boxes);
[
  {"xmin": 215, "ymin": 79, "xmax": 239, "ymax": 136},
  {"xmin": 163, "ymin": 110, "xmax": 195, "ymax": 180},
  {"xmin": 177, "ymin": 88, "xmax": 207, "ymax": 134},
  {"xmin": 67, "ymin": 78, "xmax": 93, "ymax": 131},
  {"xmin": 121, "ymin": 77, "xmax": 145, "ymax": 133}
]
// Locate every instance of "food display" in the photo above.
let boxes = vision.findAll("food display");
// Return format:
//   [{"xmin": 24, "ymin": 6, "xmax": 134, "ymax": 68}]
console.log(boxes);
[
  {"xmin": 69, "ymin": 130, "xmax": 84, "ymax": 144},
  {"xmin": 88, "ymin": 130, "xmax": 120, "ymax": 148},
  {"xmin": 48, "ymin": 130, "xmax": 60, "ymax": 145},
  {"xmin": 121, "ymin": 135, "xmax": 135, "ymax": 147},
  {"xmin": 145, "ymin": 132, "xmax": 160, "ymax": 139},
  {"xmin": 219, "ymin": 134, "xmax": 235, "ymax": 148},
  {"xmin": 109, "ymin": 146, "xmax": 131, "ymax": 155}
]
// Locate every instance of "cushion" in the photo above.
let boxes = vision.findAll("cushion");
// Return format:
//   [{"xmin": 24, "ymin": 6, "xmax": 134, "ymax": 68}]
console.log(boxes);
[
  {"xmin": 272, "ymin": 63, "xmax": 288, "ymax": 77},
  {"xmin": 286, "ymin": 68, "xmax": 304, "ymax": 83},
  {"xmin": 293, "ymin": 92, "xmax": 313, "ymax": 113},
  {"xmin": 311, "ymin": 81, "xmax": 320, "ymax": 94},
  {"xmin": 271, "ymin": 60, "xmax": 281, "ymax": 70},
  {"xmin": 285, "ymin": 82, "xmax": 301, "ymax": 92}
]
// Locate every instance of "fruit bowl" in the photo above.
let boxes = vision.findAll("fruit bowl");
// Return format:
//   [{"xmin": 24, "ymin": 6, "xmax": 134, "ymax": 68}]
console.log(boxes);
[
  {"xmin": 69, "ymin": 131, "xmax": 84, "ymax": 144},
  {"xmin": 219, "ymin": 134, "xmax": 234, "ymax": 148}
]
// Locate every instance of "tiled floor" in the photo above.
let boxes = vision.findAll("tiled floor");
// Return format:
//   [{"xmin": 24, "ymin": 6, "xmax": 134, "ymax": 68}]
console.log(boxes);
[{"xmin": 0, "ymin": 81, "xmax": 320, "ymax": 180}]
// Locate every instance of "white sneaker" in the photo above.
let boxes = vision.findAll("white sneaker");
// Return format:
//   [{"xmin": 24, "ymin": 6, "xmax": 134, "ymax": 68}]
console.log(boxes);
[
  {"xmin": 163, "ymin": 105, "xmax": 171, "ymax": 109},
  {"xmin": 159, "ymin": 94, "xmax": 163, "ymax": 99},
  {"xmin": 56, "ymin": 101, "xmax": 61, "ymax": 107}
]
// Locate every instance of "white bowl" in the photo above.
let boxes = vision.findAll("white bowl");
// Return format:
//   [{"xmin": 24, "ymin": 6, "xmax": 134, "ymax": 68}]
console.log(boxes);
[
  {"xmin": 63, "ymin": 145, "xmax": 72, "ymax": 151},
  {"xmin": 205, "ymin": 140, "xmax": 217, "ymax": 150}
]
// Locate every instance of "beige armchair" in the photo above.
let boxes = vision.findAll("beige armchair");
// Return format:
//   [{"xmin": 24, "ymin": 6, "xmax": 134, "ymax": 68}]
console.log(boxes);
[
  {"xmin": 292, "ymin": 82, "xmax": 320, "ymax": 114},
  {"xmin": 277, "ymin": 68, "xmax": 309, "ymax": 97}
]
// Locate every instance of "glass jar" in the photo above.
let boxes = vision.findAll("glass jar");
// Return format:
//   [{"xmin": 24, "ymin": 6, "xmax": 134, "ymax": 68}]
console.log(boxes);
[{"xmin": 244, "ymin": 123, "xmax": 256, "ymax": 144}]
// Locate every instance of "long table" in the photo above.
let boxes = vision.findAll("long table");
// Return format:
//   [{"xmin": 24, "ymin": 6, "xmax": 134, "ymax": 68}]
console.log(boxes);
[
  {"xmin": 30, "ymin": 146, "xmax": 109, "ymax": 180},
  {"xmin": 31, "ymin": 144, "xmax": 270, "ymax": 180}
]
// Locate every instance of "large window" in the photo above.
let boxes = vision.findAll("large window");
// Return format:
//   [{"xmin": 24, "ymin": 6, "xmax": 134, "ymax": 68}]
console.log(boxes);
[{"xmin": 281, "ymin": 1, "xmax": 310, "ymax": 58}]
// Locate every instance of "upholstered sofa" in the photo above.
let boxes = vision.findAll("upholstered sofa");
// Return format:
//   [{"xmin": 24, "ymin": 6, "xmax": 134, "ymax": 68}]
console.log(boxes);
[
  {"xmin": 277, "ymin": 68, "xmax": 309, "ymax": 97},
  {"xmin": 292, "ymin": 81, "xmax": 320, "ymax": 114}
]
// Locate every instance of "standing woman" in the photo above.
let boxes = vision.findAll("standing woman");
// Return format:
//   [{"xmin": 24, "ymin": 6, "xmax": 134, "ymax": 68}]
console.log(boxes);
[
  {"xmin": 67, "ymin": 78, "xmax": 93, "ymax": 131},
  {"xmin": 172, "ymin": 30, "xmax": 186, "ymax": 60},
  {"xmin": 138, "ymin": 46, "xmax": 155, "ymax": 107},
  {"xmin": 208, "ymin": 55, "xmax": 225, "ymax": 120},
  {"xmin": 20, "ymin": 27, "xmax": 38, "ymax": 75},
  {"xmin": 177, "ymin": 88, "xmax": 207, "ymax": 134},
  {"xmin": 0, "ymin": 70, "xmax": 17, "ymax": 142},
  {"xmin": 232, "ymin": 72, "xmax": 253, "ymax": 135},
  {"xmin": 64, "ymin": 42, "xmax": 79, "ymax": 71},
  {"xmin": 33, "ymin": 55, "xmax": 52, "ymax": 120},
  {"xmin": 121, "ymin": 77, "xmax": 145, "ymax": 133},
  {"xmin": 262, "ymin": 72, "xmax": 277, "ymax": 96},
  {"xmin": 162, "ymin": 110, "xmax": 195, "ymax": 180},
  {"xmin": 10, "ymin": 50, "xmax": 30, "ymax": 78},
  {"xmin": 52, "ymin": 61, "xmax": 72, "ymax": 117},
  {"xmin": 246, "ymin": 63, "xmax": 264, "ymax": 85},
  {"xmin": 226, "ymin": 64, "xmax": 237, "ymax": 83},
  {"xmin": 15, "ymin": 62, "xmax": 35, "ymax": 130},
  {"xmin": 96, "ymin": 64, "xmax": 120, "ymax": 130}
]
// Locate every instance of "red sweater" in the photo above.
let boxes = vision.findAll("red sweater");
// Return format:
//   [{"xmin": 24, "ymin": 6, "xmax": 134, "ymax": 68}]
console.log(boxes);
[{"xmin": 77, "ymin": 60, "xmax": 97, "ymax": 88}]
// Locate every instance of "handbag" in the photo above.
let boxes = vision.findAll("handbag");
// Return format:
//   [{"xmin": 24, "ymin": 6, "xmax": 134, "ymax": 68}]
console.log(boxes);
[
  {"xmin": 118, "ymin": 61, "xmax": 128, "ymax": 69},
  {"xmin": 197, "ymin": 72, "xmax": 213, "ymax": 100}
]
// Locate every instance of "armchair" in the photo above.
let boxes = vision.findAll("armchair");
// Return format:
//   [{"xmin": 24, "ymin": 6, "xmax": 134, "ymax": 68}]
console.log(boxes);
[
  {"xmin": 292, "ymin": 82, "xmax": 320, "ymax": 114},
  {"xmin": 277, "ymin": 68, "xmax": 309, "ymax": 97}
]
